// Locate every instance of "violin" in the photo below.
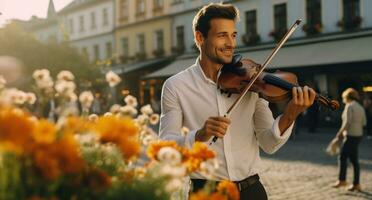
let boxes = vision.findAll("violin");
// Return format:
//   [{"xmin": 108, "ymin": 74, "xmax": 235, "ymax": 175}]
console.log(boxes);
[
  {"xmin": 217, "ymin": 54, "xmax": 340, "ymax": 110},
  {"xmin": 209, "ymin": 19, "xmax": 339, "ymax": 145}
]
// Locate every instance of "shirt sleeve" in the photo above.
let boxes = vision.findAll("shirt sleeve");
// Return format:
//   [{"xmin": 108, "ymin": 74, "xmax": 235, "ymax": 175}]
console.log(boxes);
[
  {"xmin": 159, "ymin": 79, "xmax": 196, "ymax": 148},
  {"xmin": 253, "ymin": 98, "xmax": 294, "ymax": 154},
  {"xmin": 342, "ymin": 104, "xmax": 352, "ymax": 130}
]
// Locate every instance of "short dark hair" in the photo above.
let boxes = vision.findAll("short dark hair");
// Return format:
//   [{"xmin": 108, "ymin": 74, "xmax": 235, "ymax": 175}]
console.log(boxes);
[{"xmin": 193, "ymin": 3, "xmax": 239, "ymax": 38}]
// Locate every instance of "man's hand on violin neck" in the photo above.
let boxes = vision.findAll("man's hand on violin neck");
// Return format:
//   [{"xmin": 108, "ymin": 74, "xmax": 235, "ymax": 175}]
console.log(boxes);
[
  {"xmin": 287, "ymin": 86, "xmax": 316, "ymax": 115},
  {"xmin": 281, "ymin": 86, "xmax": 316, "ymax": 130},
  {"xmin": 196, "ymin": 116, "xmax": 231, "ymax": 142}
]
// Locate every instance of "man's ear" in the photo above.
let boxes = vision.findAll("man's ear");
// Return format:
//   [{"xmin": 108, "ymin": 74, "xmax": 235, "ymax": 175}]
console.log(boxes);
[{"xmin": 194, "ymin": 31, "xmax": 204, "ymax": 49}]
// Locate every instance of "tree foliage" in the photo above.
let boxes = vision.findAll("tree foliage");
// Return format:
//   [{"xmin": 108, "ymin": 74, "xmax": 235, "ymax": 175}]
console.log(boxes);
[{"xmin": 0, "ymin": 23, "xmax": 101, "ymax": 88}]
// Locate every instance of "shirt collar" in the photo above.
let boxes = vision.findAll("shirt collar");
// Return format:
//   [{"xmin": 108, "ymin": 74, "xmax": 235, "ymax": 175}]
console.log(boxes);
[{"xmin": 195, "ymin": 57, "xmax": 217, "ymax": 85}]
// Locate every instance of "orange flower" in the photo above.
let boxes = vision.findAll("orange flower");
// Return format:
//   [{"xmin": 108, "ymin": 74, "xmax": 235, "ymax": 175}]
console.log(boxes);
[
  {"xmin": 32, "ymin": 133, "xmax": 85, "ymax": 180},
  {"xmin": 62, "ymin": 117, "xmax": 91, "ymax": 134},
  {"xmin": 77, "ymin": 168, "xmax": 112, "ymax": 192},
  {"xmin": 94, "ymin": 115, "xmax": 140, "ymax": 161},
  {"xmin": 33, "ymin": 145, "xmax": 61, "ymax": 180},
  {"xmin": 0, "ymin": 107, "xmax": 34, "ymax": 153},
  {"xmin": 55, "ymin": 133, "xmax": 85, "ymax": 174},
  {"xmin": 189, "ymin": 191, "xmax": 227, "ymax": 200},
  {"xmin": 32, "ymin": 119, "xmax": 56, "ymax": 144},
  {"xmin": 185, "ymin": 142, "xmax": 215, "ymax": 172},
  {"xmin": 146, "ymin": 140, "xmax": 180, "ymax": 160},
  {"xmin": 217, "ymin": 180, "xmax": 240, "ymax": 200}
]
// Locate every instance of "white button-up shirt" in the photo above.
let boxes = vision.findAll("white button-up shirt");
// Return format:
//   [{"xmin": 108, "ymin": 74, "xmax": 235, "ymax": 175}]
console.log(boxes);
[{"xmin": 159, "ymin": 58, "xmax": 294, "ymax": 181}]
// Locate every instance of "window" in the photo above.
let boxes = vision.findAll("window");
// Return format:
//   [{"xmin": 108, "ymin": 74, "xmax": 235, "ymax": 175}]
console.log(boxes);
[
  {"xmin": 94, "ymin": 44, "xmax": 100, "ymax": 61},
  {"xmin": 106, "ymin": 42, "xmax": 112, "ymax": 59},
  {"xmin": 91, "ymin": 12, "xmax": 96, "ymax": 29},
  {"xmin": 137, "ymin": 33, "xmax": 145, "ymax": 53},
  {"xmin": 121, "ymin": 37, "xmax": 129, "ymax": 55},
  {"xmin": 342, "ymin": 0, "xmax": 361, "ymax": 29},
  {"xmin": 69, "ymin": 19, "xmax": 74, "ymax": 34},
  {"xmin": 176, "ymin": 26, "xmax": 185, "ymax": 49},
  {"xmin": 136, "ymin": 0, "xmax": 145, "ymax": 15},
  {"xmin": 154, "ymin": 30, "xmax": 164, "ymax": 50},
  {"xmin": 274, "ymin": 3, "xmax": 287, "ymax": 32},
  {"xmin": 102, "ymin": 8, "xmax": 109, "ymax": 26},
  {"xmin": 79, "ymin": 15, "xmax": 85, "ymax": 32},
  {"xmin": 119, "ymin": 0, "xmax": 129, "ymax": 19},
  {"xmin": 245, "ymin": 10, "xmax": 257, "ymax": 35},
  {"xmin": 154, "ymin": 0, "xmax": 163, "ymax": 9},
  {"xmin": 306, "ymin": 0, "xmax": 321, "ymax": 25},
  {"xmin": 304, "ymin": 0, "xmax": 322, "ymax": 35}
]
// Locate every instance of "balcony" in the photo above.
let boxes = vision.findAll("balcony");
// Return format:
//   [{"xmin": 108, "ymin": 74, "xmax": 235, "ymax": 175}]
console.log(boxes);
[
  {"xmin": 269, "ymin": 28, "xmax": 287, "ymax": 42},
  {"xmin": 302, "ymin": 23, "xmax": 322, "ymax": 36},
  {"xmin": 241, "ymin": 32, "xmax": 261, "ymax": 46},
  {"xmin": 337, "ymin": 16, "xmax": 362, "ymax": 31}
]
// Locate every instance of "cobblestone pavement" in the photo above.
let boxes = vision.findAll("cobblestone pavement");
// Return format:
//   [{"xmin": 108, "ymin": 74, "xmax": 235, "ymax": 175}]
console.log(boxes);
[{"xmin": 259, "ymin": 129, "xmax": 372, "ymax": 200}]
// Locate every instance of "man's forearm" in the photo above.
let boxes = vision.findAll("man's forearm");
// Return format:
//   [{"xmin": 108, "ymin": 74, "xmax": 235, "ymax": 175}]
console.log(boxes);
[{"xmin": 278, "ymin": 113, "xmax": 296, "ymax": 136}]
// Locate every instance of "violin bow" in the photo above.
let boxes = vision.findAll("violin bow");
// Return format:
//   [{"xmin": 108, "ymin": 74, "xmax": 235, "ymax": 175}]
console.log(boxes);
[{"xmin": 210, "ymin": 19, "xmax": 302, "ymax": 145}]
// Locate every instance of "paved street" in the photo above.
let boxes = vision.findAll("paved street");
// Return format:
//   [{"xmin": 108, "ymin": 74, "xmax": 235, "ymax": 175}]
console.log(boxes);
[{"xmin": 260, "ymin": 129, "xmax": 372, "ymax": 200}]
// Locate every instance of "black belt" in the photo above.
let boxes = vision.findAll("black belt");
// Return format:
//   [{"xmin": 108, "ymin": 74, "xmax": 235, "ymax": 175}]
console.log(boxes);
[{"xmin": 191, "ymin": 174, "xmax": 260, "ymax": 192}]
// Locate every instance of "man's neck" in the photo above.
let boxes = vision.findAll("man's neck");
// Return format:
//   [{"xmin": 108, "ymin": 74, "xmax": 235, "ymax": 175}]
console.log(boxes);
[{"xmin": 199, "ymin": 54, "xmax": 222, "ymax": 83}]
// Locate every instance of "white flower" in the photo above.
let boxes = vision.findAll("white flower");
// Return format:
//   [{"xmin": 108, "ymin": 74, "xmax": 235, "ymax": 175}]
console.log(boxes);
[
  {"xmin": 55, "ymin": 80, "xmax": 76, "ymax": 94},
  {"xmin": 157, "ymin": 146, "xmax": 182, "ymax": 166},
  {"xmin": 110, "ymin": 104, "xmax": 121, "ymax": 114},
  {"xmin": 35, "ymin": 77, "xmax": 54, "ymax": 90},
  {"xmin": 13, "ymin": 90, "xmax": 27, "ymax": 105},
  {"xmin": 105, "ymin": 71, "xmax": 121, "ymax": 87},
  {"xmin": 88, "ymin": 114, "xmax": 99, "ymax": 122},
  {"xmin": 137, "ymin": 114, "xmax": 149, "ymax": 125},
  {"xmin": 32, "ymin": 69, "xmax": 50, "ymax": 81},
  {"xmin": 25, "ymin": 92, "xmax": 36, "ymax": 105},
  {"xmin": 124, "ymin": 95, "xmax": 138, "ymax": 107},
  {"xmin": 140, "ymin": 104, "xmax": 153, "ymax": 115},
  {"xmin": 142, "ymin": 134, "xmax": 157, "ymax": 146},
  {"xmin": 181, "ymin": 126, "xmax": 190, "ymax": 136},
  {"xmin": 120, "ymin": 105, "xmax": 138, "ymax": 116},
  {"xmin": 104, "ymin": 112, "xmax": 113, "ymax": 117},
  {"xmin": 0, "ymin": 75, "xmax": 6, "ymax": 89},
  {"xmin": 199, "ymin": 159, "xmax": 219, "ymax": 179},
  {"xmin": 66, "ymin": 92, "xmax": 77, "ymax": 102},
  {"xmin": 165, "ymin": 178, "xmax": 184, "ymax": 193},
  {"xmin": 79, "ymin": 91, "xmax": 94, "ymax": 109},
  {"xmin": 75, "ymin": 133, "xmax": 99, "ymax": 145},
  {"xmin": 160, "ymin": 164, "xmax": 187, "ymax": 178},
  {"xmin": 57, "ymin": 70, "xmax": 74, "ymax": 81},
  {"xmin": 149, "ymin": 113, "xmax": 159, "ymax": 125},
  {"xmin": 33, "ymin": 69, "xmax": 54, "ymax": 90}
]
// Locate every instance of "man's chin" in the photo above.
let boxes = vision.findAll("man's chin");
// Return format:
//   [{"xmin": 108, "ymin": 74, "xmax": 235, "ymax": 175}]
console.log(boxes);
[{"xmin": 219, "ymin": 55, "xmax": 233, "ymax": 64}]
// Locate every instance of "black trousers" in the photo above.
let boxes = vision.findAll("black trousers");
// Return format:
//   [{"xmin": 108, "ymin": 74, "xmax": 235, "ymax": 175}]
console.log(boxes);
[
  {"xmin": 339, "ymin": 136, "xmax": 362, "ymax": 184},
  {"xmin": 191, "ymin": 178, "xmax": 268, "ymax": 200}
]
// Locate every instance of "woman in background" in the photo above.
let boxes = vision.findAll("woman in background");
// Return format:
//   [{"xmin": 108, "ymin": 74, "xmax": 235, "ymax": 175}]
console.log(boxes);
[{"xmin": 332, "ymin": 88, "xmax": 366, "ymax": 191}]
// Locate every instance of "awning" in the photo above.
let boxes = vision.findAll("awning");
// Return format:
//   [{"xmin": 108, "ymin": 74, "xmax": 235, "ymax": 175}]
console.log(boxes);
[
  {"xmin": 241, "ymin": 34, "xmax": 372, "ymax": 68},
  {"xmin": 111, "ymin": 58, "xmax": 168, "ymax": 75},
  {"xmin": 144, "ymin": 32, "xmax": 372, "ymax": 79}
]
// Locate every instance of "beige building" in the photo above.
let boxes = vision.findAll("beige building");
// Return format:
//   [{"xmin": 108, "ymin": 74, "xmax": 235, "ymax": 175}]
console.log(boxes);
[{"xmin": 113, "ymin": 0, "xmax": 173, "ymax": 104}]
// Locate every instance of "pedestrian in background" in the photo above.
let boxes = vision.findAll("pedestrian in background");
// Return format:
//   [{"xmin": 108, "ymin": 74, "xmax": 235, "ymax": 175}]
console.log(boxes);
[{"xmin": 332, "ymin": 88, "xmax": 366, "ymax": 191}]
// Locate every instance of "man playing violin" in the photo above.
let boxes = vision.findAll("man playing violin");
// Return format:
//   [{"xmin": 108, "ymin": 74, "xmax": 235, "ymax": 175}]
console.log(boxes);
[{"xmin": 159, "ymin": 3, "xmax": 316, "ymax": 200}]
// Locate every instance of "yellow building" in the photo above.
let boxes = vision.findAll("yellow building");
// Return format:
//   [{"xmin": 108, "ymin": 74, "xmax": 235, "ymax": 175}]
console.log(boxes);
[{"xmin": 113, "ymin": 0, "xmax": 173, "ymax": 105}]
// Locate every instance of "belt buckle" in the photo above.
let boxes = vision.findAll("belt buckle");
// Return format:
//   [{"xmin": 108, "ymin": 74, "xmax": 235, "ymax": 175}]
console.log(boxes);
[{"xmin": 237, "ymin": 182, "xmax": 242, "ymax": 191}]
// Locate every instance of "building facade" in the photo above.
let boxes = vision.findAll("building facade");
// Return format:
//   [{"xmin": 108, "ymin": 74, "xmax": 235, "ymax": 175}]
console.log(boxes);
[
  {"xmin": 144, "ymin": 0, "xmax": 372, "ymax": 127},
  {"xmin": 59, "ymin": 0, "xmax": 116, "ymax": 62}
]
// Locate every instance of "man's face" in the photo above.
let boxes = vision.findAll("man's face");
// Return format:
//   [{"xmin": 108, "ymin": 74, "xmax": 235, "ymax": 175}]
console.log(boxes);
[{"xmin": 199, "ymin": 18, "xmax": 237, "ymax": 64}]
